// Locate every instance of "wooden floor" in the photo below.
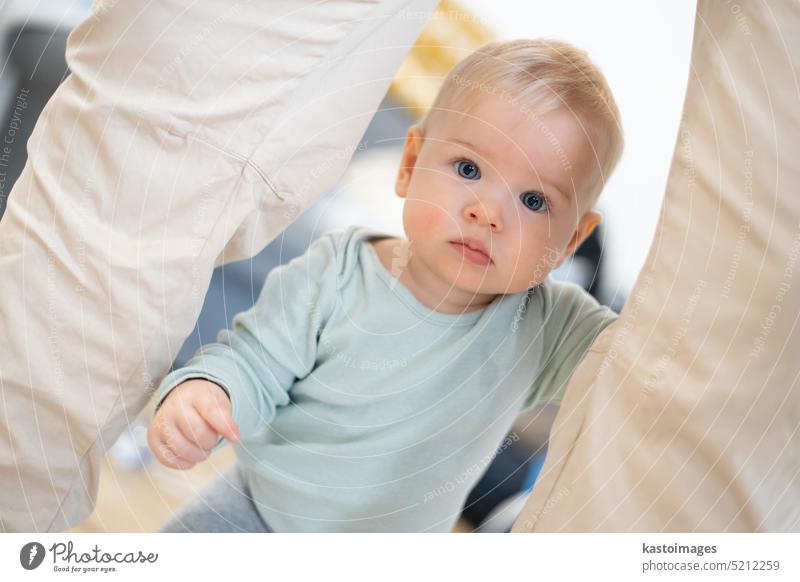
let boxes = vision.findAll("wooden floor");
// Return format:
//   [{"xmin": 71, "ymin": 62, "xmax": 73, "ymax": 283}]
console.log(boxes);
[
  {"xmin": 67, "ymin": 402, "xmax": 555, "ymax": 532},
  {"xmin": 69, "ymin": 448, "xmax": 472, "ymax": 532},
  {"xmin": 69, "ymin": 443, "xmax": 237, "ymax": 533}
]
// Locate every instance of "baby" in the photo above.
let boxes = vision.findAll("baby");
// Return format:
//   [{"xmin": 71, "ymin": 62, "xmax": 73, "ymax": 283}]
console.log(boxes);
[{"xmin": 148, "ymin": 39, "xmax": 624, "ymax": 532}]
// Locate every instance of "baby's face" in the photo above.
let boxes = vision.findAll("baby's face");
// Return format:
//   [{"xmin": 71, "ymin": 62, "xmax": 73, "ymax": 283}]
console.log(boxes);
[{"xmin": 396, "ymin": 94, "xmax": 601, "ymax": 298}]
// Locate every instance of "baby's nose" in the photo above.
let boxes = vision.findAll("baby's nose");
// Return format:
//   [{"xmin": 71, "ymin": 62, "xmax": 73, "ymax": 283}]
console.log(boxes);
[{"xmin": 463, "ymin": 199, "xmax": 502, "ymax": 231}]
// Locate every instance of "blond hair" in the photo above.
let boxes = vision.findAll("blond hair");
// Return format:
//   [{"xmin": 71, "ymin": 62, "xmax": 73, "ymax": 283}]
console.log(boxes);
[{"xmin": 419, "ymin": 39, "xmax": 624, "ymax": 203}]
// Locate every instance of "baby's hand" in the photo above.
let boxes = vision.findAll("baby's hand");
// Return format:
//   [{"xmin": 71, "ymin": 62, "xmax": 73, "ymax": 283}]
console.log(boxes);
[{"xmin": 147, "ymin": 378, "xmax": 240, "ymax": 470}]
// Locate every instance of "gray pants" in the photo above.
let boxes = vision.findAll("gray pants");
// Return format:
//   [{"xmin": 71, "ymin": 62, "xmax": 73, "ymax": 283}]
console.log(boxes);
[{"xmin": 160, "ymin": 465, "xmax": 271, "ymax": 533}]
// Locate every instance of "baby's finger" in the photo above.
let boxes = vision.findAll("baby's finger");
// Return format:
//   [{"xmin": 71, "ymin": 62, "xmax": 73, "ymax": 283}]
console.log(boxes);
[
  {"xmin": 195, "ymin": 398, "xmax": 239, "ymax": 443},
  {"xmin": 159, "ymin": 451, "xmax": 196, "ymax": 471},
  {"xmin": 164, "ymin": 421, "xmax": 213, "ymax": 464},
  {"xmin": 148, "ymin": 428, "xmax": 196, "ymax": 470},
  {"xmin": 174, "ymin": 408, "xmax": 222, "ymax": 450},
  {"xmin": 149, "ymin": 414, "xmax": 207, "ymax": 465}
]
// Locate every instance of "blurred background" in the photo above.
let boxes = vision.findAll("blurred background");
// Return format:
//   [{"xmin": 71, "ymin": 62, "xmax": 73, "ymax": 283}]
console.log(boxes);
[{"xmin": 0, "ymin": 0, "xmax": 695, "ymax": 532}]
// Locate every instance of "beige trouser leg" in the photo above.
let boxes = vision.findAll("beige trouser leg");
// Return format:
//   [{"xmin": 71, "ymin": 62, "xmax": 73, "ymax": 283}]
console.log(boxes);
[
  {"xmin": 0, "ymin": 0, "xmax": 436, "ymax": 532},
  {"xmin": 514, "ymin": 0, "xmax": 800, "ymax": 532}
]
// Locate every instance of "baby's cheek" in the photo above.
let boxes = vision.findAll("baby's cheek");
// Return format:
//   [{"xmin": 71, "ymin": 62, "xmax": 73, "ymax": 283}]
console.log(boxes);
[
  {"xmin": 421, "ymin": 206, "xmax": 450, "ymax": 229},
  {"xmin": 407, "ymin": 202, "xmax": 449, "ymax": 232}
]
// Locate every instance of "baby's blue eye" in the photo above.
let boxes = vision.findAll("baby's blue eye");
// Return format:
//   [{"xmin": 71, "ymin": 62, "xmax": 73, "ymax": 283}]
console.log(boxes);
[
  {"xmin": 520, "ymin": 191, "xmax": 548, "ymax": 212},
  {"xmin": 454, "ymin": 160, "xmax": 481, "ymax": 180}
]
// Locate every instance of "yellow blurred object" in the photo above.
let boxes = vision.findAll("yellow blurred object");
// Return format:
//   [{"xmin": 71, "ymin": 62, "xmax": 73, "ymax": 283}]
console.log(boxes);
[{"xmin": 389, "ymin": 0, "xmax": 493, "ymax": 117}]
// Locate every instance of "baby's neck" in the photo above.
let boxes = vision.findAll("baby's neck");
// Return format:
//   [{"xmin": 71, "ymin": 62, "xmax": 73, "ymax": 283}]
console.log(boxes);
[{"xmin": 371, "ymin": 238, "xmax": 496, "ymax": 314}]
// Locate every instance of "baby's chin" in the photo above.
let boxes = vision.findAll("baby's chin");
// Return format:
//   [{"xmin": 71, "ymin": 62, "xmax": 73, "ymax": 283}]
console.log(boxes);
[
  {"xmin": 436, "ymin": 255, "xmax": 547, "ymax": 297},
  {"xmin": 447, "ymin": 271, "xmax": 532, "ymax": 298},
  {"xmin": 472, "ymin": 277, "xmax": 548, "ymax": 296}
]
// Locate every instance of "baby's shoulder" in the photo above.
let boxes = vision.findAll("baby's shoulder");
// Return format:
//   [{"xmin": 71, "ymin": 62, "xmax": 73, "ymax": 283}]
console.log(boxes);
[
  {"xmin": 310, "ymin": 225, "xmax": 395, "ymax": 285},
  {"xmin": 509, "ymin": 277, "xmax": 606, "ymax": 328},
  {"xmin": 368, "ymin": 237, "xmax": 404, "ymax": 273}
]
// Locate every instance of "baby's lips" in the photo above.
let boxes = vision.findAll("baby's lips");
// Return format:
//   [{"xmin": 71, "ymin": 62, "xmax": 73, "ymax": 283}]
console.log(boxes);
[{"xmin": 452, "ymin": 236, "xmax": 491, "ymax": 259}]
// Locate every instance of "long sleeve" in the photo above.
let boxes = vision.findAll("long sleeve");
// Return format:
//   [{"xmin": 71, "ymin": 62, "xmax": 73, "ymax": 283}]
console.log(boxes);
[
  {"xmin": 526, "ymin": 279, "xmax": 618, "ymax": 407},
  {"xmin": 155, "ymin": 234, "xmax": 339, "ymax": 440}
]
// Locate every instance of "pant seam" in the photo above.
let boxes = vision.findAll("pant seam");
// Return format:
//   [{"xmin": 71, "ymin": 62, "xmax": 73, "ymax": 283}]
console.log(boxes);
[{"xmin": 165, "ymin": 128, "xmax": 284, "ymax": 202}]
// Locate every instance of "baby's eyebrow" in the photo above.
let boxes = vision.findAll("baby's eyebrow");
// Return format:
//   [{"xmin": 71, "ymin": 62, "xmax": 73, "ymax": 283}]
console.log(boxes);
[
  {"xmin": 448, "ymin": 137, "xmax": 488, "ymax": 157},
  {"xmin": 448, "ymin": 137, "xmax": 508, "ymax": 168},
  {"xmin": 540, "ymin": 180, "xmax": 571, "ymax": 207},
  {"xmin": 448, "ymin": 137, "xmax": 477, "ymax": 149}
]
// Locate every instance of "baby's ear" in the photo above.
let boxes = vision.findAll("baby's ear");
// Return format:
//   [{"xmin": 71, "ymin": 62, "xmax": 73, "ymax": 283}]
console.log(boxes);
[
  {"xmin": 557, "ymin": 210, "xmax": 602, "ymax": 267},
  {"xmin": 395, "ymin": 126, "xmax": 424, "ymax": 198}
]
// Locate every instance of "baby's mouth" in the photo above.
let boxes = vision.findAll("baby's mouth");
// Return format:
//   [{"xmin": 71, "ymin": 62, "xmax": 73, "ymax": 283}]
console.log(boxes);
[{"xmin": 449, "ymin": 239, "xmax": 493, "ymax": 266}]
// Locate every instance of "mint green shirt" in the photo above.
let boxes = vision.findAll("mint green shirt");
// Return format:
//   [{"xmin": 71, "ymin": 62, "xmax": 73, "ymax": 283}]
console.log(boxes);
[{"xmin": 156, "ymin": 226, "xmax": 616, "ymax": 532}]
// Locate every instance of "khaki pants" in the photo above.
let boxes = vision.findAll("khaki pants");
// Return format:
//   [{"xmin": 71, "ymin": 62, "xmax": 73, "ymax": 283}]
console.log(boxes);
[
  {"xmin": 0, "ymin": 0, "xmax": 436, "ymax": 532},
  {"xmin": 515, "ymin": 0, "xmax": 800, "ymax": 532}
]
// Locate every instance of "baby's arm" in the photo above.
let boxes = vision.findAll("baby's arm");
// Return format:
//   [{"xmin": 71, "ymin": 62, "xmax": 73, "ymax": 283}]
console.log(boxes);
[
  {"xmin": 525, "ymin": 280, "xmax": 618, "ymax": 408},
  {"xmin": 147, "ymin": 233, "xmax": 339, "ymax": 469},
  {"xmin": 148, "ymin": 378, "xmax": 239, "ymax": 470}
]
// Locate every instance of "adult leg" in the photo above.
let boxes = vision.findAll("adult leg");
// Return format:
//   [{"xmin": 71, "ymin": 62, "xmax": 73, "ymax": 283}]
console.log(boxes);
[
  {"xmin": 515, "ymin": 0, "xmax": 800, "ymax": 532},
  {"xmin": 0, "ymin": 0, "xmax": 436, "ymax": 532}
]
